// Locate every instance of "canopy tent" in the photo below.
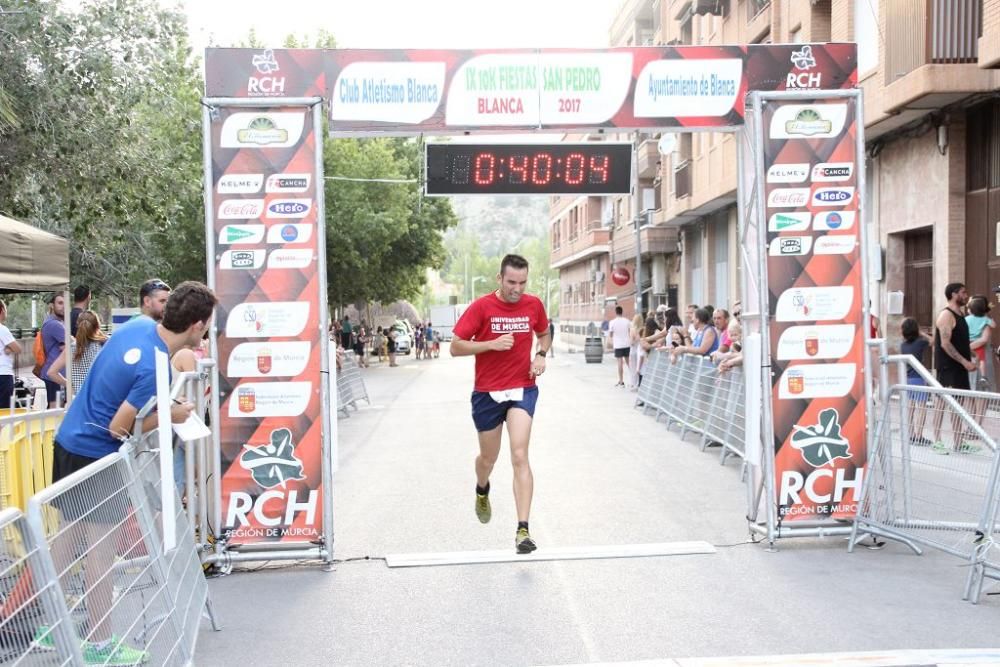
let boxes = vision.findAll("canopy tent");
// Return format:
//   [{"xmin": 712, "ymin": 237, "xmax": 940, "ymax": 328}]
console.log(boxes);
[{"xmin": 0, "ymin": 214, "xmax": 69, "ymax": 293}]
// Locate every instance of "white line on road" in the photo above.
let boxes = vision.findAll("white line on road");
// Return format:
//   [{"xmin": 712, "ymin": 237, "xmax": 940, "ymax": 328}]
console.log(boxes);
[{"xmin": 384, "ymin": 541, "xmax": 716, "ymax": 568}]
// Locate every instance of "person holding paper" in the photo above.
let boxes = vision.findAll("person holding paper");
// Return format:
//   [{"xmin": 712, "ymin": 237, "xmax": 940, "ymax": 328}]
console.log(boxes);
[
  {"xmin": 35, "ymin": 282, "xmax": 217, "ymax": 664},
  {"xmin": 451, "ymin": 254, "xmax": 550, "ymax": 554}
]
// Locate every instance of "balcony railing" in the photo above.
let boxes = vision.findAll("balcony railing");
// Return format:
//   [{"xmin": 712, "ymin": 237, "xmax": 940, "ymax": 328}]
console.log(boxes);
[
  {"xmin": 747, "ymin": 0, "xmax": 769, "ymax": 22},
  {"xmin": 885, "ymin": 0, "xmax": 982, "ymax": 85}
]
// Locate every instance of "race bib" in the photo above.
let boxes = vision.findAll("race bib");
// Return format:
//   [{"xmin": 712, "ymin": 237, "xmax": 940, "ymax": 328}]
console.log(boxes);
[{"xmin": 489, "ymin": 388, "xmax": 524, "ymax": 403}]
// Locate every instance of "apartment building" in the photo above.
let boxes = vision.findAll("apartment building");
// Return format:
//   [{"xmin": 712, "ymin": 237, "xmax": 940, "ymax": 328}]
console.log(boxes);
[{"xmin": 549, "ymin": 0, "xmax": 1000, "ymax": 351}]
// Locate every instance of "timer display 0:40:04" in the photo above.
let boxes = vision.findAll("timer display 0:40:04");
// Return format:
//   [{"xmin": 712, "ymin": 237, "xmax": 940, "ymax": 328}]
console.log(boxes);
[{"xmin": 456, "ymin": 152, "xmax": 609, "ymax": 186}]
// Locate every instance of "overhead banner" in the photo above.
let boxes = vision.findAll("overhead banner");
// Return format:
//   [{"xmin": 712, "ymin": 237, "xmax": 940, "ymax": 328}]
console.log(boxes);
[
  {"xmin": 206, "ymin": 104, "xmax": 328, "ymax": 545},
  {"xmin": 204, "ymin": 44, "xmax": 857, "ymax": 134},
  {"xmin": 759, "ymin": 96, "xmax": 866, "ymax": 521}
]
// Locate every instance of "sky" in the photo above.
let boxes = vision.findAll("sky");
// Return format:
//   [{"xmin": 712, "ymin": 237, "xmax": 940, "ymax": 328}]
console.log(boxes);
[{"xmin": 182, "ymin": 0, "xmax": 621, "ymax": 54}]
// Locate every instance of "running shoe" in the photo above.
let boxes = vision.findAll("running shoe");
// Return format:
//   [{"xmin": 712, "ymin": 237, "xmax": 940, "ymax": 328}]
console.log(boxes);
[
  {"xmin": 32, "ymin": 625, "xmax": 55, "ymax": 650},
  {"xmin": 82, "ymin": 637, "xmax": 150, "ymax": 665},
  {"xmin": 956, "ymin": 441, "xmax": 983, "ymax": 455},
  {"xmin": 475, "ymin": 492, "xmax": 491, "ymax": 524},
  {"xmin": 909, "ymin": 435, "xmax": 933, "ymax": 447},
  {"xmin": 515, "ymin": 527, "xmax": 537, "ymax": 554},
  {"xmin": 931, "ymin": 441, "xmax": 950, "ymax": 455}
]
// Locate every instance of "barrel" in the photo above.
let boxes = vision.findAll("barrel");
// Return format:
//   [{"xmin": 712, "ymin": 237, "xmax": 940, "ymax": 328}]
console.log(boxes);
[{"xmin": 584, "ymin": 336, "xmax": 604, "ymax": 363}]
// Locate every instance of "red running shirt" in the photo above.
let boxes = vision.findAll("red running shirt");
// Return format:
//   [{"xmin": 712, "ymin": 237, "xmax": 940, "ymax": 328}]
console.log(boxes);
[{"xmin": 453, "ymin": 291, "xmax": 549, "ymax": 392}]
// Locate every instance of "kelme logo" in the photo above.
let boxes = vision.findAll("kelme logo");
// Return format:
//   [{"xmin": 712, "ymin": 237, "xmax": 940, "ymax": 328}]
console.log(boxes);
[
  {"xmin": 791, "ymin": 408, "xmax": 852, "ymax": 468},
  {"xmin": 239, "ymin": 428, "xmax": 306, "ymax": 489},
  {"xmin": 237, "ymin": 117, "xmax": 289, "ymax": 145}
]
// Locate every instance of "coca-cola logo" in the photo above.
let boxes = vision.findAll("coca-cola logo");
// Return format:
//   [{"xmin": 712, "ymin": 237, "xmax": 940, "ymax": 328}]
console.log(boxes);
[{"xmin": 218, "ymin": 199, "xmax": 264, "ymax": 219}]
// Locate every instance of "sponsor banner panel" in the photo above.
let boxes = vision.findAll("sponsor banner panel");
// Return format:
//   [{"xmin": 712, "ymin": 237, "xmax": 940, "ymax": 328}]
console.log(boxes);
[
  {"xmin": 762, "ymin": 96, "xmax": 865, "ymax": 520},
  {"xmin": 205, "ymin": 45, "xmax": 858, "ymax": 133},
  {"xmin": 210, "ymin": 105, "xmax": 326, "ymax": 544}
]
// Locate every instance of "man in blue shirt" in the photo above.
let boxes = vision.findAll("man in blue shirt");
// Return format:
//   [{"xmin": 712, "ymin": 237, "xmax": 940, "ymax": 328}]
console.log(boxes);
[
  {"xmin": 44, "ymin": 281, "xmax": 217, "ymax": 663},
  {"xmin": 40, "ymin": 292, "xmax": 66, "ymax": 408}
]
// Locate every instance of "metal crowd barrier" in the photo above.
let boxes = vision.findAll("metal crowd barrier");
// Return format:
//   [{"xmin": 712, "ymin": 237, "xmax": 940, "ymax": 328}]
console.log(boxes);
[
  {"xmin": 851, "ymin": 353, "xmax": 1000, "ymax": 604},
  {"xmin": 337, "ymin": 351, "xmax": 370, "ymax": 418},
  {"xmin": 635, "ymin": 350, "xmax": 746, "ymax": 467},
  {"xmin": 18, "ymin": 439, "xmax": 219, "ymax": 665},
  {"xmin": 0, "ymin": 408, "xmax": 64, "ymax": 511}
]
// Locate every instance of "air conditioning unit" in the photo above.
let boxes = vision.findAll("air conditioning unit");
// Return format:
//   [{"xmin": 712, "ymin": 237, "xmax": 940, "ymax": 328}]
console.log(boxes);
[{"xmin": 593, "ymin": 270, "xmax": 605, "ymax": 282}]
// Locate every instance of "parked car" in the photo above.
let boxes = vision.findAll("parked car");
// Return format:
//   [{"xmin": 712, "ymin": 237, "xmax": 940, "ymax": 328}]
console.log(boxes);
[{"xmin": 392, "ymin": 321, "xmax": 412, "ymax": 355}]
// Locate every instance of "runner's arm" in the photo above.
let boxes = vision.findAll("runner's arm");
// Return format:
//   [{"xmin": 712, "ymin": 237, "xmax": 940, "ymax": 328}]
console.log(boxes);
[
  {"xmin": 450, "ymin": 334, "xmax": 513, "ymax": 356},
  {"xmin": 534, "ymin": 330, "xmax": 550, "ymax": 355}
]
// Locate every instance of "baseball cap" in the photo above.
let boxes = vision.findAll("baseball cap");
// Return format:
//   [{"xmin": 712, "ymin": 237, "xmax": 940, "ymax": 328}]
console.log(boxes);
[
  {"xmin": 656, "ymin": 304, "xmax": 669, "ymax": 313},
  {"xmin": 994, "ymin": 285, "xmax": 1000, "ymax": 293}
]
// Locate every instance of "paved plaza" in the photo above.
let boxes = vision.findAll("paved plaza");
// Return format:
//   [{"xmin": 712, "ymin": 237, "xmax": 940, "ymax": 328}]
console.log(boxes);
[{"xmin": 197, "ymin": 344, "xmax": 1000, "ymax": 666}]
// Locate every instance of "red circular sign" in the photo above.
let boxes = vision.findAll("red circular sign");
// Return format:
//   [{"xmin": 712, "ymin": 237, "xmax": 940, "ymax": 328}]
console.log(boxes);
[{"xmin": 611, "ymin": 267, "xmax": 630, "ymax": 286}]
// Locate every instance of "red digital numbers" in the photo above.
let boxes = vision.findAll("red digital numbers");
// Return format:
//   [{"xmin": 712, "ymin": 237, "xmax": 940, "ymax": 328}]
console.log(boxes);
[
  {"xmin": 589, "ymin": 155, "xmax": 609, "ymax": 184},
  {"xmin": 474, "ymin": 152, "xmax": 496, "ymax": 185},
  {"xmin": 565, "ymin": 153, "xmax": 585, "ymax": 185},
  {"xmin": 509, "ymin": 155, "xmax": 529, "ymax": 184},
  {"xmin": 532, "ymin": 153, "xmax": 553, "ymax": 185}
]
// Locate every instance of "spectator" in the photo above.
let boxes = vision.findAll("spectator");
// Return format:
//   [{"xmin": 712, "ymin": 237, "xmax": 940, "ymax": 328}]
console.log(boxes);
[
  {"xmin": 672, "ymin": 307, "xmax": 718, "ymax": 361},
  {"xmin": 716, "ymin": 321, "xmax": 743, "ymax": 372},
  {"xmin": 137, "ymin": 279, "xmax": 171, "ymax": 322},
  {"xmin": 425, "ymin": 322, "xmax": 437, "ymax": 359},
  {"xmin": 628, "ymin": 313, "xmax": 644, "ymax": 390},
  {"xmin": 965, "ymin": 295, "xmax": 994, "ymax": 390},
  {"xmin": 373, "ymin": 326, "xmax": 386, "ymax": 363},
  {"xmin": 606, "ymin": 305, "xmax": 631, "ymax": 387},
  {"xmin": 547, "ymin": 320, "xmax": 555, "ymax": 357},
  {"xmin": 415, "ymin": 324, "xmax": 425, "ymax": 360},
  {"xmin": 341, "ymin": 315, "xmax": 353, "ymax": 350},
  {"xmin": 714, "ymin": 309, "xmax": 732, "ymax": 353},
  {"xmin": 685, "ymin": 304, "xmax": 699, "ymax": 341},
  {"xmin": 70, "ymin": 285, "xmax": 92, "ymax": 336},
  {"xmin": 900, "ymin": 317, "xmax": 932, "ymax": 446},
  {"xmin": 354, "ymin": 323, "xmax": 369, "ymax": 368},
  {"xmin": 635, "ymin": 317, "xmax": 661, "ymax": 407},
  {"xmin": 40, "ymin": 293, "xmax": 66, "ymax": 408},
  {"xmin": 644, "ymin": 307, "xmax": 685, "ymax": 347},
  {"xmin": 386, "ymin": 326, "xmax": 398, "ymax": 367},
  {"xmin": 47, "ymin": 311, "xmax": 109, "ymax": 393},
  {"xmin": 0, "ymin": 300, "xmax": 20, "ymax": 410},
  {"xmin": 931, "ymin": 282, "xmax": 978, "ymax": 454}
]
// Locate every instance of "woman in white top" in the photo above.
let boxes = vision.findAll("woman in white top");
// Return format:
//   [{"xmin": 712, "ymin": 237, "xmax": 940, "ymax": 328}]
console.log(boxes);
[
  {"xmin": 0, "ymin": 300, "xmax": 22, "ymax": 410},
  {"xmin": 48, "ymin": 311, "xmax": 108, "ymax": 393},
  {"xmin": 628, "ymin": 313, "xmax": 644, "ymax": 390}
]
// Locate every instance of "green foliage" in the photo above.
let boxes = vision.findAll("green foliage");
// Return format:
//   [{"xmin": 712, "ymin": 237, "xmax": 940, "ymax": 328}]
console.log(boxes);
[
  {"xmin": 324, "ymin": 137, "xmax": 457, "ymax": 308},
  {"xmin": 0, "ymin": 0, "xmax": 205, "ymax": 300}
]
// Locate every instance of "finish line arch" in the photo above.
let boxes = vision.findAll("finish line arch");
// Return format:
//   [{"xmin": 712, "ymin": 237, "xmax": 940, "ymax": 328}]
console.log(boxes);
[{"xmin": 200, "ymin": 43, "xmax": 869, "ymax": 561}]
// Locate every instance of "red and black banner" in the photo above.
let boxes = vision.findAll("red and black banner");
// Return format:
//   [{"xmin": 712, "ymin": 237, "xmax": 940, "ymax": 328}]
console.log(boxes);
[
  {"xmin": 207, "ymin": 105, "xmax": 326, "ymax": 544},
  {"xmin": 205, "ymin": 44, "xmax": 857, "ymax": 134},
  {"xmin": 759, "ymin": 96, "xmax": 866, "ymax": 520}
]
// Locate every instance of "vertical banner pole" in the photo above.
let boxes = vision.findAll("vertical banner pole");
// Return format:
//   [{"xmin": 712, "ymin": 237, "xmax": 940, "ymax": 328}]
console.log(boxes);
[
  {"xmin": 155, "ymin": 348, "xmax": 177, "ymax": 552},
  {"xmin": 312, "ymin": 101, "xmax": 336, "ymax": 562},
  {"xmin": 855, "ymin": 90, "xmax": 874, "ymax": 462},
  {"xmin": 633, "ymin": 131, "xmax": 642, "ymax": 317}
]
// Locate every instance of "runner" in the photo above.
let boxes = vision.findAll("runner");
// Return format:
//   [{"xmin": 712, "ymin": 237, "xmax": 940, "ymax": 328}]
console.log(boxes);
[{"xmin": 451, "ymin": 253, "xmax": 550, "ymax": 554}]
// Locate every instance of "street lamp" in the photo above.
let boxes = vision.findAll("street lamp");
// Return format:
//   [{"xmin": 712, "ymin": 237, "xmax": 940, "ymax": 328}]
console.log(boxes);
[{"xmin": 471, "ymin": 276, "xmax": 486, "ymax": 301}]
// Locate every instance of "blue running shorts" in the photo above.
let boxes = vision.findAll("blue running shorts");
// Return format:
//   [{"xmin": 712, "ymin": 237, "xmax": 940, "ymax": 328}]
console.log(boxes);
[{"xmin": 470, "ymin": 386, "xmax": 539, "ymax": 432}]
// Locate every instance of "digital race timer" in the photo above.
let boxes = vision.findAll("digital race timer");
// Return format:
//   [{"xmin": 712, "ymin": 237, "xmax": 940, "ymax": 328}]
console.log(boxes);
[{"xmin": 425, "ymin": 143, "xmax": 633, "ymax": 196}]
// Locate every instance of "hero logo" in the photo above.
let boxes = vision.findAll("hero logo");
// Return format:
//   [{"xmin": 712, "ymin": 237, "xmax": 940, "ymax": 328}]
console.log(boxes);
[
  {"xmin": 766, "ymin": 163, "xmax": 809, "ymax": 184},
  {"xmin": 811, "ymin": 162, "xmax": 853, "ymax": 182},
  {"xmin": 218, "ymin": 199, "xmax": 264, "ymax": 219},
  {"xmin": 266, "ymin": 173, "xmax": 311, "ymax": 193},
  {"xmin": 248, "ymin": 49, "xmax": 286, "ymax": 96},
  {"xmin": 811, "ymin": 187, "xmax": 855, "ymax": 207},
  {"xmin": 767, "ymin": 188, "xmax": 810, "ymax": 208},
  {"xmin": 787, "ymin": 45, "xmax": 821, "ymax": 89},
  {"xmin": 266, "ymin": 198, "xmax": 312, "ymax": 218},
  {"xmin": 217, "ymin": 174, "xmax": 263, "ymax": 194}
]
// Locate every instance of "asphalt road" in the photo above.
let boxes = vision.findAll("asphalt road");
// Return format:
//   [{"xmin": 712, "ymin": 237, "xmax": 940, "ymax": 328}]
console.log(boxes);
[{"xmin": 195, "ymin": 343, "xmax": 1000, "ymax": 666}]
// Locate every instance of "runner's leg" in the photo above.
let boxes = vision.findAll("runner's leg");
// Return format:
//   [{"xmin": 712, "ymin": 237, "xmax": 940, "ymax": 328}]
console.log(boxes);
[
  {"xmin": 476, "ymin": 423, "xmax": 503, "ymax": 488},
  {"xmin": 506, "ymin": 408, "xmax": 534, "ymax": 522}
]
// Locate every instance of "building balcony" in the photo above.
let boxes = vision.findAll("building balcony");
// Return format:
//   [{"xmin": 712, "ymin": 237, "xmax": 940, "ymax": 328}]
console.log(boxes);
[
  {"xmin": 611, "ymin": 225, "xmax": 679, "ymax": 264},
  {"xmin": 637, "ymin": 139, "xmax": 660, "ymax": 179},
  {"xmin": 746, "ymin": 0, "xmax": 771, "ymax": 42},
  {"xmin": 981, "ymin": 0, "xmax": 1000, "ymax": 68},
  {"xmin": 883, "ymin": 0, "xmax": 996, "ymax": 112},
  {"xmin": 550, "ymin": 227, "xmax": 610, "ymax": 270}
]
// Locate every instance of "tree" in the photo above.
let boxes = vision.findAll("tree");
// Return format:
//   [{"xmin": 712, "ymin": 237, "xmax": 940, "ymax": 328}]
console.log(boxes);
[
  {"xmin": 0, "ymin": 0, "xmax": 205, "ymax": 300},
  {"xmin": 323, "ymin": 137, "xmax": 457, "ymax": 308}
]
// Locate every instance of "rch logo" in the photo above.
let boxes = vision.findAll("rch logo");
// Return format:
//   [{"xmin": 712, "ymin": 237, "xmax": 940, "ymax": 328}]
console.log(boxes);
[
  {"xmin": 239, "ymin": 428, "xmax": 306, "ymax": 489},
  {"xmin": 788, "ymin": 45, "xmax": 821, "ymax": 89},
  {"xmin": 791, "ymin": 408, "xmax": 853, "ymax": 467},
  {"xmin": 249, "ymin": 49, "xmax": 286, "ymax": 95}
]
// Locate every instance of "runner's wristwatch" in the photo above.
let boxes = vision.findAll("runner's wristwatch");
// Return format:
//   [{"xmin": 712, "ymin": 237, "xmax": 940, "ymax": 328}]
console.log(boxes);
[{"xmin": 536, "ymin": 351, "xmax": 547, "ymax": 357}]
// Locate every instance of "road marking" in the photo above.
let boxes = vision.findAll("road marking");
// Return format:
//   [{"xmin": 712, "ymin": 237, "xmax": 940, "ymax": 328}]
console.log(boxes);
[
  {"xmin": 538, "ymin": 648, "xmax": 1000, "ymax": 667},
  {"xmin": 384, "ymin": 541, "xmax": 715, "ymax": 568}
]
